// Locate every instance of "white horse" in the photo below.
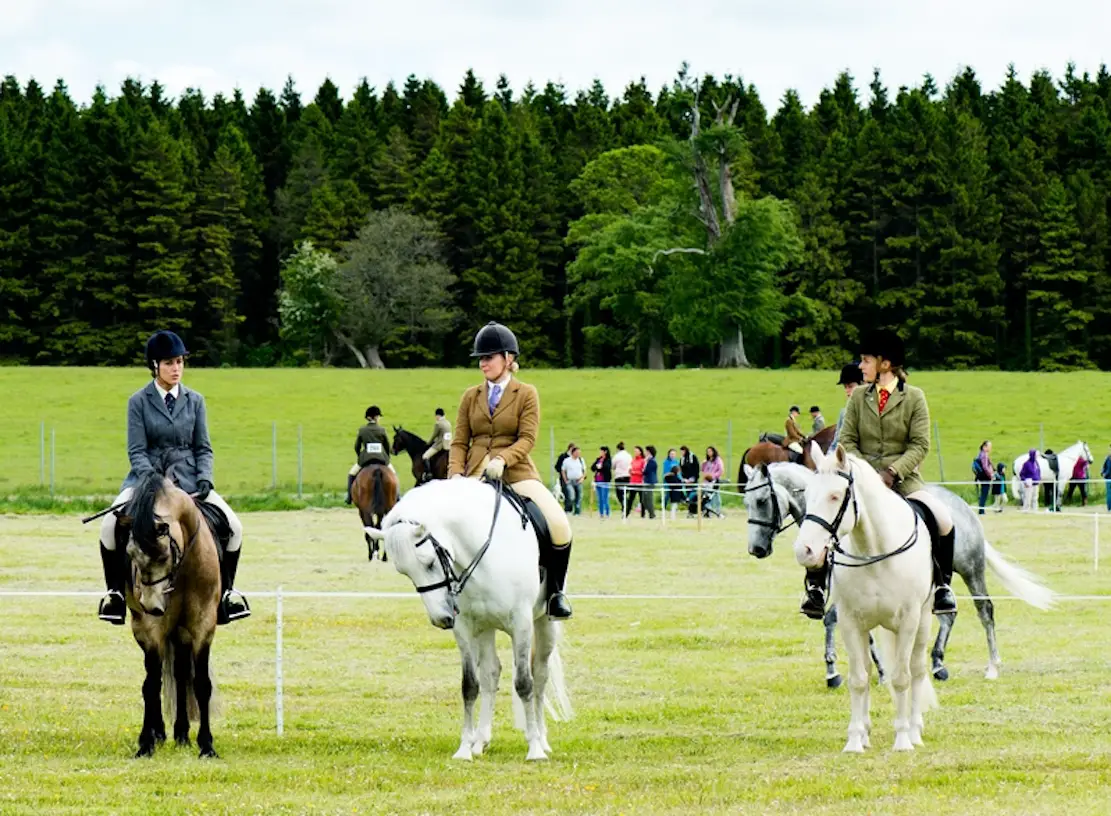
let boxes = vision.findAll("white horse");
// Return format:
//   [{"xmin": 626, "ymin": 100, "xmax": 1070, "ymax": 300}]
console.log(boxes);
[
  {"xmin": 1011, "ymin": 441, "xmax": 1093, "ymax": 510},
  {"xmin": 794, "ymin": 443, "xmax": 938, "ymax": 753},
  {"xmin": 366, "ymin": 478, "xmax": 572, "ymax": 761}
]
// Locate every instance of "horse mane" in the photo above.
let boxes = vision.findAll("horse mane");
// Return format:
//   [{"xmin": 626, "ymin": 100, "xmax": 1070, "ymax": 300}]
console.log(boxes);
[
  {"xmin": 128, "ymin": 470, "xmax": 167, "ymax": 554},
  {"xmin": 394, "ymin": 426, "xmax": 429, "ymax": 453}
]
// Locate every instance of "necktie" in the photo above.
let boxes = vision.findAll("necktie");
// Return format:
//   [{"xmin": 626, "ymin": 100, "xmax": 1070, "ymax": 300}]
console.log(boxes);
[
  {"xmin": 488, "ymin": 384, "xmax": 501, "ymax": 416},
  {"xmin": 165, "ymin": 392, "xmax": 176, "ymax": 416},
  {"xmin": 877, "ymin": 388, "xmax": 889, "ymax": 414}
]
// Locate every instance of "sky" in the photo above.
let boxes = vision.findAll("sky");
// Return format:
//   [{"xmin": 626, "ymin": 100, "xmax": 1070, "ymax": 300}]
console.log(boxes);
[{"xmin": 3, "ymin": 0, "xmax": 1110, "ymax": 113}]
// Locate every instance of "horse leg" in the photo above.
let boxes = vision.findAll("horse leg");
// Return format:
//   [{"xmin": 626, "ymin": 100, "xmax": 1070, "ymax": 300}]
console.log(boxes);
[
  {"xmin": 823, "ymin": 607, "xmax": 842, "ymax": 689},
  {"xmin": 840, "ymin": 621, "xmax": 872, "ymax": 753},
  {"xmin": 136, "ymin": 646, "xmax": 164, "ymax": 757},
  {"xmin": 451, "ymin": 625, "xmax": 480, "ymax": 761},
  {"xmin": 909, "ymin": 612, "xmax": 934, "ymax": 746},
  {"xmin": 194, "ymin": 644, "xmax": 218, "ymax": 759},
  {"xmin": 962, "ymin": 570, "xmax": 1000, "ymax": 679},
  {"xmin": 532, "ymin": 616, "xmax": 559, "ymax": 755},
  {"xmin": 930, "ymin": 611, "xmax": 956, "ymax": 681},
  {"xmin": 472, "ymin": 630, "xmax": 499, "ymax": 756},
  {"xmin": 511, "ymin": 618, "xmax": 544, "ymax": 761},
  {"xmin": 889, "ymin": 620, "xmax": 918, "ymax": 752},
  {"xmin": 868, "ymin": 633, "xmax": 886, "ymax": 685},
  {"xmin": 173, "ymin": 638, "xmax": 192, "ymax": 746}
]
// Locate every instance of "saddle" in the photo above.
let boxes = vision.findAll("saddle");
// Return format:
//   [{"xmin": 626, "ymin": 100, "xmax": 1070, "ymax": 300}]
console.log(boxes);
[
  {"xmin": 499, "ymin": 484, "xmax": 554, "ymax": 569},
  {"xmin": 194, "ymin": 499, "xmax": 232, "ymax": 562},
  {"xmin": 906, "ymin": 497, "xmax": 940, "ymax": 565}
]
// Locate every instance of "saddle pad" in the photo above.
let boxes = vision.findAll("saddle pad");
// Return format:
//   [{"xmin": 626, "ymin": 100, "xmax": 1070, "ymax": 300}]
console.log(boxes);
[
  {"xmin": 500, "ymin": 484, "xmax": 553, "ymax": 565},
  {"xmin": 194, "ymin": 499, "xmax": 232, "ymax": 561},
  {"xmin": 905, "ymin": 497, "xmax": 939, "ymax": 556}
]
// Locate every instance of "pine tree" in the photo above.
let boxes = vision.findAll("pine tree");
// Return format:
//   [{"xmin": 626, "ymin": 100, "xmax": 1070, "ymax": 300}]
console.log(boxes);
[
  {"xmin": 0, "ymin": 78, "xmax": 36, "ymax": 359},
  {"xmin": 372, "ymin": 126, "xmax": 414, "ymax": 209},
  {"xmin": 314, "ymin": 78, "xmax": 344, "ymax": 124}
]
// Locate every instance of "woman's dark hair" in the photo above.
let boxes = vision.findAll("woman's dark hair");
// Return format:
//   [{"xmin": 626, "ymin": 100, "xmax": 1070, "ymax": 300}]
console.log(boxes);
[
  {"xmin": 646, "ymin": 445, "xmax": 656, "ymax": 457},
  {"xmin": 680, "ymin": 445, "xmax": 689, "ymax": 454},
  {"xmin": 980, "ymin": 440, "xmax": 991, "ymax": 451},
  {"xmin": 599, "ymin": 445, "xmax": 611, "ymax": 458},
  {"xmin": 634, "ymin": 445, "xmax": 645, "ymax": 457},
  {"xmin": 617, "ymin": 441, "xmax": 625, "ymax": 451},
  {"xmin": 706, "ymin": 446, "xmax": 719, "ymax": 461}
]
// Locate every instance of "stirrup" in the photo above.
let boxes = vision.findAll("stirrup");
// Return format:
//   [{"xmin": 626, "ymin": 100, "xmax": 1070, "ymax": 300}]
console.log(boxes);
[
  {"xmin": 546, "ymin": 592, "xmax": 572, "ymax": 620},
  {"xmin": 932, "ymin": 585, "xmax": 957, "ymax": 615},
  {"xmin": 800, "ymin": 587, "xmax": 826, "ymax": 620},
  {"xmin": 217, "ymin": 589, "xmax": 251, "ymax": 625},
  {"xmin": 98, "ymin": 590, "xmax": 126, "ymax": 625}
]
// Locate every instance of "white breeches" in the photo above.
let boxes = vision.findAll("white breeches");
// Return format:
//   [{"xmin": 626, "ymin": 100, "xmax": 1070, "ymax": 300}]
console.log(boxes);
[
  {"xmin": 99, "ymin": 487, "xmax": 243, "ymax": 552},
  {"xmin": 788, "ymin": 442, "xmax": 804, "ymax": 455},
  {"xmin": 906, "ymin": 489, "xmax": 953, "ymax": 536},
  {"xmin": 350, "ymin": 462, "xmax": 396, "ymax": 476}
]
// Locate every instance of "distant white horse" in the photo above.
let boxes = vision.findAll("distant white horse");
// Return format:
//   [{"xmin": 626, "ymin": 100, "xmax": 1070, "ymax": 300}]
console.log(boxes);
[
  {"xmin": 794, "ymin": 443, "xmax": 937, "ymax": 752},
  {"xmin": 1011, "ymin": 441, "xmax": 1093, "ymax": 510},
  {"xmin": 367, "ymin": 478, "xmax": 572, "ymax": 761}
]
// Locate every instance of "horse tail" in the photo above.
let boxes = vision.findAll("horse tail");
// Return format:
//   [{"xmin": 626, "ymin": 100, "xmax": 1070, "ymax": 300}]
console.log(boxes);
[
  {"xmin": 162, "ymin": 642, "xmax": 222, "ymax": 724},
  {"xmin": 372, "ymin": 467, "xmax": 386, "ymax": 517},
  {"xmin": 984, "ymin": 541, "xmax": 1057, "ymax": 610},
  {"xmin": 544, "ymin": 635, "xmax": 574, "ymax": 722}
]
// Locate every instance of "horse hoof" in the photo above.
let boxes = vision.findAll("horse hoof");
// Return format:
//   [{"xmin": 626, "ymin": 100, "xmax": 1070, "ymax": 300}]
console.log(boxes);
[
  {"xmin": 985, "ymin": 665, "xmax": 1000, "ymax": 680},
  {"xmin": 452, "ymin": 748, "xmax": 473, "ymax": 761},
  {"xmin": 198, "ymin": 747, "xmax": 219, "ymax": 759},
  {"xmin": 893, "ymin": 735, "xmax": 915, "ymax": 752},
  {"xmin": 826, "ymin": 673, "xmax": 843, "ymax": 689},
  {"xmin": 175, "ymin": 736, "xmax": 191, "ymax": 748},
  {"xmin": 134, "ymin": 745, "xmax": 155, "ymax": 759},
  {"xmin": 933, "ymin": 666, "xmax": 949, "ymax": 682},
  {"xmin": 526, "ymin": 747, "xmax": 549, "ymax": 761},
  {"xmin": 842, "ymin": 740, "xmax": 865, "ymax": 754},
  {"xmin": 470, "ymin": 741, "xmax": 487, "ymax": 756}
]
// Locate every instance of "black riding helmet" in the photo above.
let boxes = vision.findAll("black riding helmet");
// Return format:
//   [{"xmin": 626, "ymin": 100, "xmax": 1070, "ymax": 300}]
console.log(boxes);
[
  {"xmin": 837, "ymin": 362, "xmax": 864, "ymax": 385},
  {"xmin": 145, "ymin": 330, "xmax": 188, "ymax": 373},
  {"xmin": 366, "ymin": 405, "xmax": 382, "ymax": 419},
  {"xmin": 858, "ymin": 329, "xmax": 906, "ymax": 368},
  {"xmin": 471, "ymin": 321, "xmax": 519, "ymax": 358}
]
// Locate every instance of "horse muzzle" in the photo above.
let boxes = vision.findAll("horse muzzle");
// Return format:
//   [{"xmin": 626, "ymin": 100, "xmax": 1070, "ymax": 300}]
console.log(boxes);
[
  {"xmin": 748, "ymin": 540, "xmax": 773, "ymax": 559},
  {"xmin": 794, "ymin": 536, "xmax": 828, "ymax": 569},
  {"xmin": 432, "ymin": 613, "xmax": 455, "ymax": 630}
]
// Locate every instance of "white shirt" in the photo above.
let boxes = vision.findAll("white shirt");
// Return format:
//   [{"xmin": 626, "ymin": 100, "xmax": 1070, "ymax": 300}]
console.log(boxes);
[
  {"xmin": 155, "ymin": 381, "xmax": 181, "ymax": 401},
  {"xmin": 612, "ymin": 449, "xmax": 633, "ymax": 479},
  {"xmin": 486, "ymin": 372, "xmax": 512, "ymax": 409},
  {"xmin": 561, "ymin": 456, "xmax": 586, "ymax": 483}
]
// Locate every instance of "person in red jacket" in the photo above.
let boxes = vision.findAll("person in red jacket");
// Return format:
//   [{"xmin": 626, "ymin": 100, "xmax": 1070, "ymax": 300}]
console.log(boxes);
[{"xmin": 629, "ymin": 445, "xmax": 646, "ymax": 518}]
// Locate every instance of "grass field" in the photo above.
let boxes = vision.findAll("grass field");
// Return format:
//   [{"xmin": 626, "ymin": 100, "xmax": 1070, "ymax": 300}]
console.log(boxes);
[
  {"xmin": 4, "ymin": 367, "xmax": 1111, "ymax": 503},
  {"xmin": 0, "ymin": 506, "xmax": 1108, "ymax": 814}
]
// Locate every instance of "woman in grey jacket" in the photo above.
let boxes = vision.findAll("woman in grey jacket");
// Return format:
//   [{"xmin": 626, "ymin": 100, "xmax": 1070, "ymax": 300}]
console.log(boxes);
[{"xmin": 97, "ymin": 331, "xmax": 250, "ymax": 626}]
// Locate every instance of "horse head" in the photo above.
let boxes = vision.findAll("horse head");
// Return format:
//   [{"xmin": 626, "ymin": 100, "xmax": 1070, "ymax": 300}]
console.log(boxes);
[
  {"xmin": 391, "ymin": 427, "xmax": 405, "ymax": 456},
  {"xmin": 743, "ymin": 463, "xmax": 782, "ymax": 559},
  {"xmin": 794, "ymin": 442, "xmax": 860, "ymax": 569},
  {"xmin": 381, "ymin": 520, "xmax": 457, "ymax": 630},
  {"xmin": 125, "ymin": 471, "xmax": 187, "ymax": 617}
]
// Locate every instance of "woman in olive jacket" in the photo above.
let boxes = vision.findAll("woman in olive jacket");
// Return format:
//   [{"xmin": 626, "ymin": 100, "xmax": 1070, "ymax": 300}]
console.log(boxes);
[{"xmin": 799, "ymin": 329, "xmax": 957, "ymax": 621}]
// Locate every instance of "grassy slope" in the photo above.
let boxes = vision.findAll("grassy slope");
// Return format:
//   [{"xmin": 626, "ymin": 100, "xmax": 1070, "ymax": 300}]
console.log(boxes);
[
  {"xmin": 4, "ymin": 367, "xmax": 1110, "ymax": 498},
  {"xmin": 0, "ymin": 509, "xmax": 1107, "ymax": 814}
]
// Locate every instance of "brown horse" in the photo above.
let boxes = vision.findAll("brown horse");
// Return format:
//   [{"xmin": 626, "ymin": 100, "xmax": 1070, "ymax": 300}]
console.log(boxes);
[
  {"xmin": 391, "ymin": 426, "xmax": 450, "ymax": 485},
  {"xmin": 353, "ymin": 463, "xmax": 399, "ymax": 560},
  {"xmin": 736, "ymin": 425, "xmax": 837, "ymax": 489},
  {"xmin": 117, "ymin": 471, "xmax": 221, "ymax": 759}
]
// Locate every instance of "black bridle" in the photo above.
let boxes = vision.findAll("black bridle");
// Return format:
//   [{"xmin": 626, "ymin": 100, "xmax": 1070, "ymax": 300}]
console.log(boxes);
[
  {"xmin": 134, "ymin": 520, "xmax": 199, "ymax": 592},
  {"xmin": 744, "ymin": 474, "xmax": 799, "ymax": 536}
]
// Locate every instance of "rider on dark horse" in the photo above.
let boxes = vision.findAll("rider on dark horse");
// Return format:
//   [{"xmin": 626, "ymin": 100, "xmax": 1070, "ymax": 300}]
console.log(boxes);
[
  {"xmin": 98, "ymin": 330, "xmax": 250, "ymax": 626},
  {"xmin": 347, "ymin": 406, "xmax": 394, "ymax": 504},
  {"xmin": 419, "ymin": 407, "xmax": 452, "ymax": 481},
  {"xmin": 799, "ymin": 329, "xmax": 957, "ymax": 621}
]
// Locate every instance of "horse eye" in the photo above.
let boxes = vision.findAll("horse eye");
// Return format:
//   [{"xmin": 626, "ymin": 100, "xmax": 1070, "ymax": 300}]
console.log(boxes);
[{"xmin": 155, "ymin": 523, "xmax": 169, "ymax": 537}]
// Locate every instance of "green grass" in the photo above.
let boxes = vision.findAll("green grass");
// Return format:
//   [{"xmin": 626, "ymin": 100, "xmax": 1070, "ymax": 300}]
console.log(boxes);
[
  {"xmin": 4, "ymin": 367, "xmax": 1111, "ymax": 504},
  {"xmin": 0, "ymin": 508, "xmax": 1107, "ymax": 814}
]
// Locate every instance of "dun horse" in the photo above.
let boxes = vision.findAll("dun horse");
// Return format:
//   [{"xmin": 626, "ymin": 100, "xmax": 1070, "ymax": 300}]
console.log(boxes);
[
  {"xmin": 392, "ymin": 426, "xmax": 450, "ymax": 485},
  {"xmin": 116, "ymin": 471, "xmax": 222, "ymax": 758},
  {"xmin": 352, "ymin": 463, "xmax": 399, "ymax": 560}
]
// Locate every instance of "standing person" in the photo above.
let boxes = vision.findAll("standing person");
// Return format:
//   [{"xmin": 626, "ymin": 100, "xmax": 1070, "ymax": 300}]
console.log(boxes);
[
  {"xmin": 785, "ymin": 406, "xmax": 805, "ymax": 455},
  {"xmin": 347, "ymin": 405, "xmax": 393, "ymax": 504},
  {"xmin": 679, "ymin": 445, "xmax": 700, "ymax": 486},
  {"xmin": 613, "ymin": 442, "xmax": 633, "ymax": 517},
  {"xmin": 661, "ymin": 448, "xmax": 680, "ymax": 484},
  {"xmin": 97, "ymin": 330, "xmax": 249, "ymax": 626},
  {"xmin": 420, "ymin": 407, "xmax": 453, "ymax": 475},
  {"xmin": 591, "ymin": 446, "xmax": 613, "ymax": 519},
  {"xmin": 831, "ymin": 363, "xmax": 865, "ymax": 450},
  {"xmin": 629, "ymin": 446, "xmax": 646, "ymax": 518},
  {"xmin": 974, "ymin": 441, "xmax": 995, "ymax": 515},
  {"xmin": 448, "ymin": 321, "xmax": 572, "ymax": 619},
  {"xmin": 1066, "ymin": 455, "xmax": 1090, "ymax": 507},
  {"xmin": 1020, "ymin": 450, "xmax": 1041, "ymax": 513},
  {"xmin": 992, "ymin": 462, "xmax": 1008, "ymax": 513},
  {"xmin": 701, "ymin": 446, "xmax": 724, "ymax": 515},
  {"xmin": 554, "ymin": 442, "xmax": 575, "ymax": 502},
  {"xmin": 560, "ymin": 446, "xmax": 586, "ymax": 516},
  {"xmin": 642, "ymin": 445, "xmax": 659, "ymax": 520},
  {"xmin": 1103, "ymin": 445, "xmax": 1111, "ymax": 511},
  {"xmin": 810, "ymin": 406, "xmax": 825, "ymax": 434},
  {"xmin": 800, "ymin": 329, "xmax": 957, "ymax": 620}
]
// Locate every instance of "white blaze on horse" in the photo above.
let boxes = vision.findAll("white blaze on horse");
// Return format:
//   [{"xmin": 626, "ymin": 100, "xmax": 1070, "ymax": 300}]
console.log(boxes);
[
  {"xmin": 794, "ymin": 442, "xmax": 938, "ymax": 753},
  {"xmin": 366, "ymin": 478, "xmax": 572, "ymax": 761}
]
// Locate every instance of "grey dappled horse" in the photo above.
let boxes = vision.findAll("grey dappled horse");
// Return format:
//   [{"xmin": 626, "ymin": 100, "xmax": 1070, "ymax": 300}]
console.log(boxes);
[{"xmin": 743, "ymin": 463, "xmax": 1055, "ymax": 684}]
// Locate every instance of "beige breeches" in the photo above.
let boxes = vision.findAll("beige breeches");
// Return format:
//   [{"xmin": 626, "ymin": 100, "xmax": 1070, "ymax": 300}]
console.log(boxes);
[
  {"xmin": 509, "ymin": 478, "xmax": 573, "ymax": 547},
  {"xmin": 906, "ymin": 489, "xmax": 953, "ymax": 536},
  {"xmin": 350, "ymin": 462, "xmax": 396, "ymax": 476}
]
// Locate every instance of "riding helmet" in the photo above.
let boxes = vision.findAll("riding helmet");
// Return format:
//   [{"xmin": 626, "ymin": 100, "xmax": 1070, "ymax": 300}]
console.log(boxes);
[
  {"xmin": 435, "ymin": 407, "xmax": 445, "ymax": 417},
  {"xmin": 858, "ymin": 329, "xmax": 906, "ymax": 368},
  {"xmin": 145, "ymin": 330, "xmax": 189, "ymax": 370},
  {"xmin": 837, "ymin": 362, "xmax": 864, "ymax": 385},
  {"xmin": 471, "ymin": 321, "xmax": 519, "ymax": 358},
  {"xmin": 366, "ymin": 405, "xmax": 382, "ymax": 419}
]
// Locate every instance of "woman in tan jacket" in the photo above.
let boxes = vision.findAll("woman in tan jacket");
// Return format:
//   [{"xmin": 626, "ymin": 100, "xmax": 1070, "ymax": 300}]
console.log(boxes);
[
  {"xmin": 449, "ymin": 322, "xmax": 573, "ymax": 620},
  {"xmin": 800, "ymin": 329, "xmax": 957, "ymax": 621}
]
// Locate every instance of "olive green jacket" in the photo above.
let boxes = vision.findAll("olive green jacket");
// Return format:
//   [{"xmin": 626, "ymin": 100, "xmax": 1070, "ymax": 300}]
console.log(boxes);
[
  {"xmin": 838, "ymin": 379, "xmax": 930, "ymax": 496},
  {"xmin": 355, "ymin": 422, "xmax": 391, "ymax": 467}
]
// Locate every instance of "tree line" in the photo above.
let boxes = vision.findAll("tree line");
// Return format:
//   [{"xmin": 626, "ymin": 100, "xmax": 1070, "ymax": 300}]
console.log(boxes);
[{"xmin": 2, "ymin": 62, "xmax": 1110, "ymax": 370}]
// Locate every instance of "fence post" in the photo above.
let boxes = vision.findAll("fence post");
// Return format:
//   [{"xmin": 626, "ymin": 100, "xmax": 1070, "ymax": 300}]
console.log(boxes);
[
  {"xmin": 696, "ymin": 486, "xmax": 703, "ymax": 533},
  {"xmin": 50, "ymin": 427, "xmax": 56, "ymax": 498},
  {"xmin": 271, "ymin": 422, "xmax": 278, "ymax": 489},
  {"xmin": 297, "ymin": 425, "xmax": 303, "ymax": 499},
  {"xmin": 275, "ymin": 585, "xmax": 284, "ymax": 736},
  {"xmin": 1094, "ymin": 514, "xmax": 1100, "ymax": 572},
  {"xmin": 933, "ymin": 420, "xmax": 946, "ymax": 483},
  {"xmin": 726, "ymin": 420, "xmax": 733, "ymax": 490},
  {"xmin": 40, "ymin": 421, "xmax": 45, "ymax": 486}
]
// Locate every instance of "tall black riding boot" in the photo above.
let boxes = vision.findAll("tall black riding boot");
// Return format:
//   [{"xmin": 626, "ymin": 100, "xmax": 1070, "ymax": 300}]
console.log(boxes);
[
  {"xmin": 800, "ymin": 563, "xmax": 829, "ymax": 620},
  {"xmin": 544, "ymin": 542, "xmax": 573, "ymax": 620},
  {"xmin": 932, "ymin": 529, "xmax": 958, "ymax": 615},
  {"xmin": 345, "ymin": 474, "xmax": 355, "ymax": 505},
  {"xmin": 217, "ymin": 549, "xmax": 251, "ymax": 625},
  {"xmin": 98, "ymin": 544, "xmax": 127, "ymax": 625}
]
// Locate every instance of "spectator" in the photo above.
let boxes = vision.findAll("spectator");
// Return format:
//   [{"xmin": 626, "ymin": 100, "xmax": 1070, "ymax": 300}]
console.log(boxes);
[
  {"xmin": 679, "ymin": 445, "xmax": 700, "ymax": 485},
  {"xmin": 1019, "ymin": 450, "xmax": 1040, "ymax": 513},
  {"xmin": 992, "ymin": 462, "xmax": 1008, "ymax": 513},
  {"xmin": 629, "ymin": 445, "xmax": 646, "ymax": 518},
  {"xmin": 561, "ymin": 446, "xmax": 586, "ymax": 516},
  {"xmin": 642, "ymin": 445, "xmax": 659, "ymax": 520},
  {"xmin": 1103, "ymin": 445, "xmax": 1111, "ymax": 512},
  {"xmin": 664, "ymin": 465, "xmax": 684, "ymax": 520},
  {"xmin": 662, "ymin": 448, "xmax": 680, "ymax": 485},
  {"xmin": 613, "ymin": 442, "xmax": 633, "ymax": 517},
  {"xmin": 554, "ymin": 442, "xmax": 574, "ymax": 493},
  {"xmin": 810, "ymin": 406, "xmax": 825, "ymax": 434},
  {"xmin": 1066, "ymin": 455, "xmax": 1090, "ymax": 507},
  {"xmin": 831, "ymin": 362, "xmax": 865, "ymax": 450},
  {"xmin": 591, "ymin": 446, "xmax": 613, "ymax": 519},
  {"xmin": 702, "ymin": 445, "xmax": 725, "ymax": 515},
  {"xmin": 974, "ymin": 440, "xmax": 995, "ymax": 515}
]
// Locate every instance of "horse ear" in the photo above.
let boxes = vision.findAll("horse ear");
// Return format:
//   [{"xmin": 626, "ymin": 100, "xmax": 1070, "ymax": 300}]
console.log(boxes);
[
  {"xmin": 743, "ymin": 464, "xmax": 755, "ymax": 479},
  {"xmin": 117, "ymin": 514, "xmax": 133, "ymax": 528},
  {"xmin": 834, "ymin": 444, "xmax": 848, "ymax": 468},
  {"xmin": 809, "ymin": 440, "xmax": 825, "ymax": 467}
]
